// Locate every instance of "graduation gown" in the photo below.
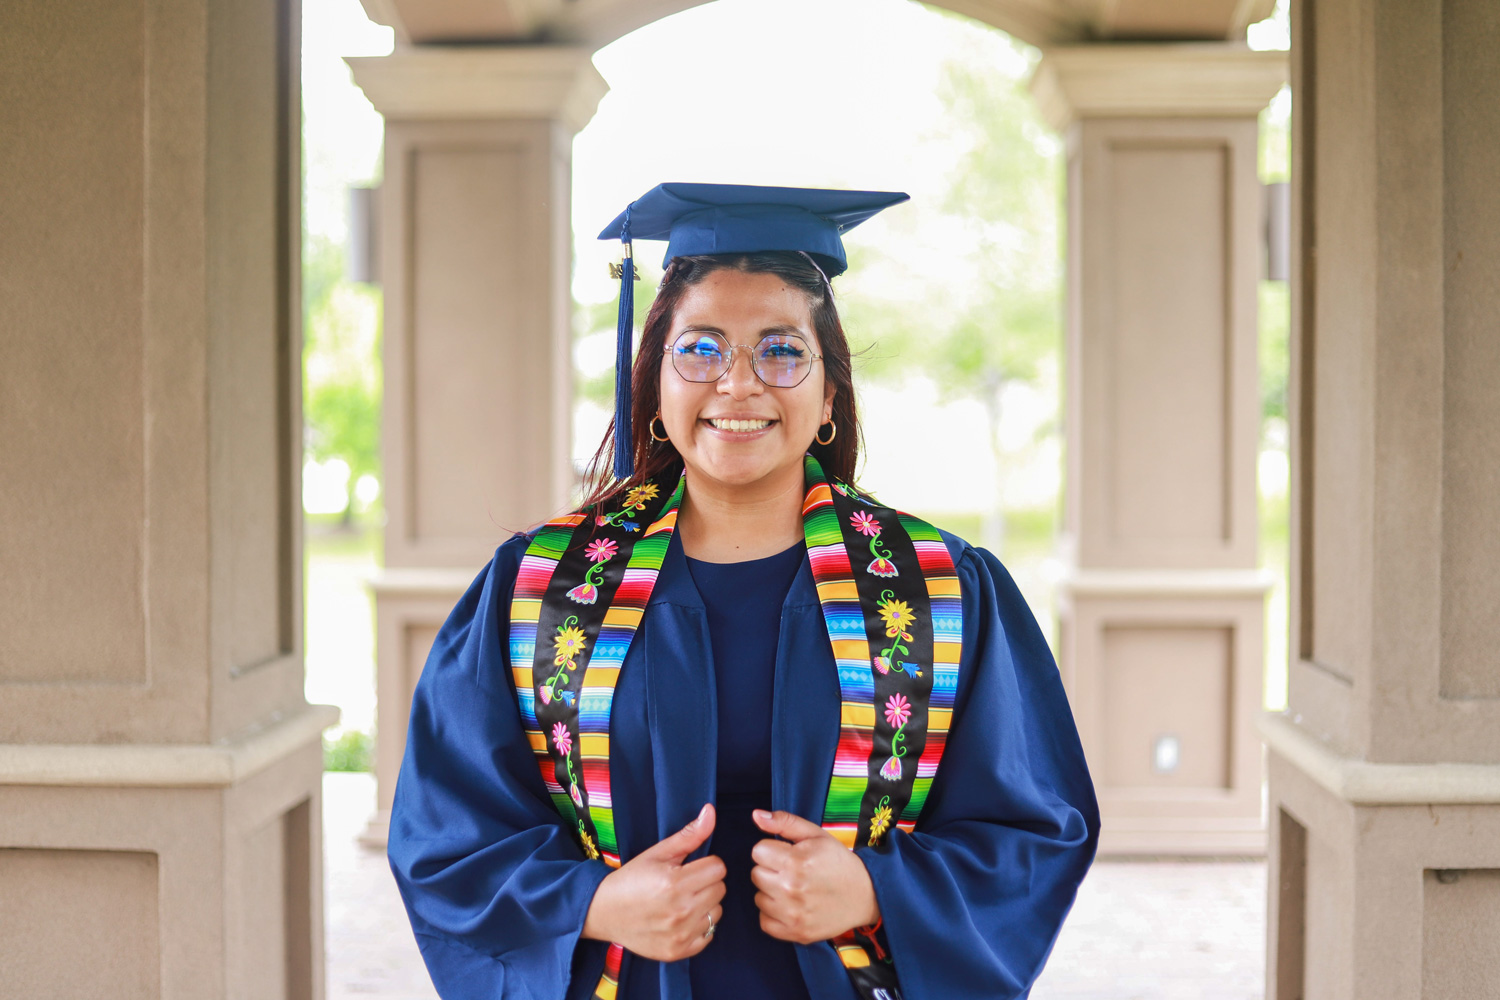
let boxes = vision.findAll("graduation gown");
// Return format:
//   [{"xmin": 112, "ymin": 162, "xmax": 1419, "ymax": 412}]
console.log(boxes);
[{"xmin": 388, "ymin": 527, "xmax": 1100, "ymax": 1000}]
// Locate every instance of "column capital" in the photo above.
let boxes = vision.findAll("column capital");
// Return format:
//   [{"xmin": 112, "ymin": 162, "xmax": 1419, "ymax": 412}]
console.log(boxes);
[
  {"xmin": 346, "ymin": 45, "xmax": 608, "ymax": 133},
  {"xmin": 1029, "ymin": 42, "xmax": 1287, "ymax": 131}
]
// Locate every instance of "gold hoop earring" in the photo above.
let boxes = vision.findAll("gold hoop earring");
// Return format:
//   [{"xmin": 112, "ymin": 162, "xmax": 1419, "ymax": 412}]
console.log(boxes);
[
  {"xmin": 649, "ymin": 414, "xmax": 671, "ymax": 443},
  {"xmin": 815, "ymin": 420, "xmax": 837, "ymax": 446}
]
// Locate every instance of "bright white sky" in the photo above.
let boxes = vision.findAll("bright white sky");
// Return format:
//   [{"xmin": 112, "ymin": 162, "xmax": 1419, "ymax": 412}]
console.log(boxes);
[
  {"xmin": 300, "ymin": 0, "xmax": 1287, "ymax": 516},
  {"xmin": 301, "ymin": 0, "xmax": 1036, "ymax": 303}
]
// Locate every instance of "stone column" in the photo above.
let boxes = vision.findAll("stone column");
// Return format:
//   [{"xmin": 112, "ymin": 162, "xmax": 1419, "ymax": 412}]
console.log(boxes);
[
  {"xmin": 346, "ymin": 47, "xmax": 606, "ymax": 845},
  {"xmin": 1263, "ymin": 0, "xmax": 1500, "ymax": 995},
  {"xmin": 1030, "ymin": 44, "xmax": 1286, "ymax": 854},
  {"xmin": 0, "ymin": 0, "xmax": 336, "ymax": 996}
]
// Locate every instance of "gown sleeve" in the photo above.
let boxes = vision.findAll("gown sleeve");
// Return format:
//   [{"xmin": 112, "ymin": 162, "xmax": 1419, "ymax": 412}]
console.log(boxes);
[
  {"xmin": 386, "ymin": 533, "xmax": 614, "ymax": 1000},
  {"xmin": 852, "ymin": 543, "xmax": 1101, "ymax": 999}
]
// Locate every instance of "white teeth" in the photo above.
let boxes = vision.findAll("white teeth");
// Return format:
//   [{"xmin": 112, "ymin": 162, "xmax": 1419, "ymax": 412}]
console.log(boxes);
[{"xmin": 709, "ymin": 418, "xmax": 773, "ymax": 432}]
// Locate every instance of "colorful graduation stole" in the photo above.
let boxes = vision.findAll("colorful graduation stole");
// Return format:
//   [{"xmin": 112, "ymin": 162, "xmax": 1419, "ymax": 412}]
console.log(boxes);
[{"xmin": 508, "ymin": 455, "xmax": 963, "ymax": 1000}]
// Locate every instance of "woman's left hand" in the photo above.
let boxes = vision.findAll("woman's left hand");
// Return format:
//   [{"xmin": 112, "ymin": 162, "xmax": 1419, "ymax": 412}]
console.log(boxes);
[{"xmin": 749, "ymin": 809, "xmax": 880, "ymax": 945}]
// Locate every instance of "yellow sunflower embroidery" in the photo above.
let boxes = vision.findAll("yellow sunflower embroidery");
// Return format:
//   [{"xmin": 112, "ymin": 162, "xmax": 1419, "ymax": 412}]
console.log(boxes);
[
  {"xmin": 579, "ymin": 828, "xmax": 600, "ymax": 860},
  {"xmin": 868, "ymin": 805, "xmax": 894, "ymax": 846},
  {"xmin": 625, "ymin": 483, "xmax": 659, "ymax": 509},
  {"xmin": 553, "ymin": 625, "xmax": 587, "ymax": 668},
  {"xmin": 877, "ymin": 598, "xmax": 915, "ymax": 640}
]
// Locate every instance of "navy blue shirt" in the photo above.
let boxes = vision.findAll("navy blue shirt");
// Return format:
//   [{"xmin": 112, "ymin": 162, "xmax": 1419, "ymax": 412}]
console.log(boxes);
[{"xmin": 680, "ymin": 541, "xmax": 813, "ymax": 1000}]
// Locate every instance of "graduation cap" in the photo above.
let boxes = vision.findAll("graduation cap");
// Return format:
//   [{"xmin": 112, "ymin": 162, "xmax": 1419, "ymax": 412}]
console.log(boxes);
[{"xmin": 598, "ymin": 182, "xmax": 909, "ymax": 478}]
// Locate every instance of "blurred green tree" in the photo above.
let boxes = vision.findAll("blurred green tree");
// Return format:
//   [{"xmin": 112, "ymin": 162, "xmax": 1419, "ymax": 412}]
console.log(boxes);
[
  {"xmin": 303, "ymin": 234, "xmax": 383, "ymax": 525},
  {"xmin": 843, "ymin": 32, "xmax": 1062, "ymax": 553}
]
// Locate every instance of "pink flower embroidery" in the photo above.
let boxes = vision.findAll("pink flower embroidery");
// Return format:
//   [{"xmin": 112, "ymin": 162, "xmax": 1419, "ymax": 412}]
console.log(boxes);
[
  {"xmin": 872, "ymin": 655, "xmax": 891, "ymax": 675},
  {"xmin": 565, "ymin": 582, "xmax": 598, "ymax": 604},
  {"xmin": 570, "ymin": 783, "xmax": 584, "ymax": 808},
  {"xmin": 867, "ymin": 556, "xmax": 899, "ymax": 578},
  {"xmin": 879, "ymin": 756, "xmax": 903, "ymax": 781},
  {"xmin": 538, "ymin": 686, "xmax": 552, "ymax": 706},
  {"xmin": 850, "ymin": 510, "xmax": 880, "ymax": 537},
  {"xmin": 884, "ymin": 694, "xmax": 911, "ymax": 730},
  {"xmin": 584, "ymin": 538, "xmax": 618, "ymax": 563},
  {"xmin": 595, "ymin": 515, "xmax": 609, "ymax": 526},
  {"xmin": 551, "ymin": 722, "xmax": 573, "ymax": 756}
]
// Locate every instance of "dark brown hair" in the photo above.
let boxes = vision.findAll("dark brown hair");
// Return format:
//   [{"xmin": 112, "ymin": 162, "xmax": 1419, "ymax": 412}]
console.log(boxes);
[{"xmin": 578, "ymin": 250, "xmax": 863, "ymax": 513}]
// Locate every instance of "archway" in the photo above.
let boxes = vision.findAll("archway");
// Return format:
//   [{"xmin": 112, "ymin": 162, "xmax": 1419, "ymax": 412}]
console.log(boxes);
[
  {"xmin": 348, "ymin": 0, "xmax": 1285, "ymax": 867},
  {"xmin": 0, "ymin": 0, "xmax": 1284, "ymax": 995}
]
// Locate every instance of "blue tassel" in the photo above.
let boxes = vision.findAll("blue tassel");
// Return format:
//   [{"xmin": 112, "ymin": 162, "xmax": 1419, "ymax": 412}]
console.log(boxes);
[{"xmin": 612, "ymin": 207, "xmax": 635, "ymax": 480}]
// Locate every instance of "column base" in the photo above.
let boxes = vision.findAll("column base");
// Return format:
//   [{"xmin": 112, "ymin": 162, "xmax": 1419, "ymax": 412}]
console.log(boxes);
[
  {"xmin": 0, "ymin": 704, "xmax": 338, "ymax": 998},
  {"xmin": 360, "ymin": 807, "xmax": 391, "ymax": 849},
  {"xmin": 368, "ymin": 569, "xmax": 474, "ymax": 856},
  {"xmin": 1060, "ymin": 569, "xmax": 1273, "ymax": 856},
  {"xmin": 1099, "ymin": 814, "xmax": 1267, "ymax": 856},
  {"xmin": 1263, "ymin": 713, "xmax": 1500, "ymax": 1000}
]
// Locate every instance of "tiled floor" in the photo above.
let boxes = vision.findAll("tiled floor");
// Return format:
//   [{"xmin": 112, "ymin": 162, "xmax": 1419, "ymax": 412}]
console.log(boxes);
[{"xmin": 324, "ymin": 772, "xmax": 1265, "ymax": 999}]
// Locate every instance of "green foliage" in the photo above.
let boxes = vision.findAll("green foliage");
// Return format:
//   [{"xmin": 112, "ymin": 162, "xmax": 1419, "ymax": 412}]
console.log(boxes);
[
  {"xmin": 1259, "ymin": 280, "xmax": 1290, "ymax": 430},
  {"xmin": 574, "ymin": 262, "xmax": 662, "ymax": 410},
  {"xmin": 323, "ymin": 728, "xmax": 373, "ymax": 772},
  {"xmin": 844, "ymin": 35, "xmax": 1061, "ymax": 419},
  {"xmin": 304, "ymin": 234, "xmax": 383, "ymax": 519},
  {"xmin": 306, "ymin": 377, "xmax": 379, "ymax": 478},
  {"xmin": 1259, "ymin": 89, "xmax": 1291, "ymax": 184},
  {"xmin": 929, "ymin": 46, "xmax": 1061, "ymax": 399}
]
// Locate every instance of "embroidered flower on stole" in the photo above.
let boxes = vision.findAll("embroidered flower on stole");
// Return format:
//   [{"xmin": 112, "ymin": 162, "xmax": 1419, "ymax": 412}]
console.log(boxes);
[
  {"xmin": 883, "ymin": 694, "xmax": 911, "ymax": 730},
  {"xmin": 553, "ymin": 625, "xmax": 587, "ymax": 668},
  {"xmin": 877, "ymin": 599, "xmax": 915, "ymax": 642},
  {"xmin": 868, "ymin": 805, "xmax": 894, "ymax": 845},
  {"xmin": 584, "ymin": 538, "xmax": 618, "ymax": 563}
]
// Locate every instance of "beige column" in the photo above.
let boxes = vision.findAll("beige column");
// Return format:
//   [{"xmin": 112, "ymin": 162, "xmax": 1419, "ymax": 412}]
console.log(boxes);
[
  {"xmin": 0, "ymin": 0, "xmax": 336, "ymax": 996},
  {"xmin": 1263, "ymin": 0, "xmax": 1500, "ymax": 995},
  {"xmin": 347, "ymin": 47, "xmax": 606, "ymax": 845},
  {"xmin": 1031, "ymin": 44, "xmax": 1286, "ymax": 855}
]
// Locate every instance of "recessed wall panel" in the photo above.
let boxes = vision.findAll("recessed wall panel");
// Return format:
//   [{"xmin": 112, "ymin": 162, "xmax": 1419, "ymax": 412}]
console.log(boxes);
[
  {"xmin": 0, "ymin": 849, "xmax": 159, "ymax": 996},
  {"xmin": 0, "ymin": 0, "xmax": 148, "ymax": 684},
  {"xmin": 209, "ymin": 0, "xmax": 293, "ymax": 675},
  {"xmin": 1423, "ymin": 868, "xmax": 1500, "ymax": 998},
  {"xmin": 239, "ymin": 812, "xmax": 290, "ymax": 1000},
  {"xmin": 1307, "ymin": 0, "xmax": 1375, "ymax": 684},
  {"xmin": 1439, "ymin": 0, "xmax": 1500, "ymax": 700},
  {"xmin": 408, "ymin": 146, "xmax": 529, "ymax": 545},
  {"xmin": 1101, "ymin": 624, "xmax": 1232, "ymax": 789},
  {"xmin": 1107, "ymin": 143, "xmax": 1230, "ymax": 547}
]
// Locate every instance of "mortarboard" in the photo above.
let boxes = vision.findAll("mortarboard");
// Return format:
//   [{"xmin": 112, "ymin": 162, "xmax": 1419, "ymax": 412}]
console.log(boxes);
[{"xmin": 598, "ymin": 182, "xmax": 909, "ymax": 478}]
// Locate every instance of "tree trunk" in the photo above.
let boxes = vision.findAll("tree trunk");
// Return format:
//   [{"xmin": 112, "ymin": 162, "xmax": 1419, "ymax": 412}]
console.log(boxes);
[{"xmin": 979, "ymin": 371, "xmax": 1006, "ymax": 555}]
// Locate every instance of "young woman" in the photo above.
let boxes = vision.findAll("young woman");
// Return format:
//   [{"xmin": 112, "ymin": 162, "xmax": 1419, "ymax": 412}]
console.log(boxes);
[{"xmin": 388, "ymin": 184, "xmax": 1099, "ymax": 1000}]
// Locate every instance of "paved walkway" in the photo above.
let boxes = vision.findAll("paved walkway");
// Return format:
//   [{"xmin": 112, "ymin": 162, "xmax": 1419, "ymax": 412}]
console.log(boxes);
[{"xmin": 324, "ymin": 773, "xmax": 1265, "ymax": 999}]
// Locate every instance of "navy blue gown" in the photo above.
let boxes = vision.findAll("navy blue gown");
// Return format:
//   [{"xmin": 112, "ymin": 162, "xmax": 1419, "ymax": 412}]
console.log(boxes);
[
  {"xmin": 679, "ymin": 541, "xmax": 813, "ymax": 1000},
  {"xmin": 388, "ymin": 528, "xmax": 1099, "ymax": 1000}
]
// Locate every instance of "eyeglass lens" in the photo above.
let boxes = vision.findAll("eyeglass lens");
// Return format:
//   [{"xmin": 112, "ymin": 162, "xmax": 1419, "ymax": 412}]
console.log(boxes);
[{"xmin": 669, "ymin": 331, "xmax": 815, "ymax": 388}]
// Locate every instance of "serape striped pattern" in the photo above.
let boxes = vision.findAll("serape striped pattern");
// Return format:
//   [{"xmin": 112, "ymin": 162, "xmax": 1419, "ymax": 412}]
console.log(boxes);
[
  {"xmin": 509, "ymin": 479, "xmax": 683, "ymax": 867},
  {"xmin": 592, "ymin": 943, "xmax": 624, "ymax": 1000},
  {"xmin": 510, "ymin": 513, "xmax": 589, "ymax": 830},
  {"xmin": 802, "ymin": 477, "xmax": 871, "ymax": 848},
  {"xmin": 894, "ymin": 512, "xmax": 963, "ymax": 828},
  {"xmin": 507, "ymin": 457, "xmax": 962, "ymax": 1000}
]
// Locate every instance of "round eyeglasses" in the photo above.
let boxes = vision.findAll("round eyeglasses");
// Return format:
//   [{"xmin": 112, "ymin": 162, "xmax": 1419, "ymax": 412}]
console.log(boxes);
[{"xmin": 665, "ymin": 330, "xmax": 823, "ymax": 388}]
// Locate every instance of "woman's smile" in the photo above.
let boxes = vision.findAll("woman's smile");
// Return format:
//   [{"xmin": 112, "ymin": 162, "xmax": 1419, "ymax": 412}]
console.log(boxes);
[{"xmin": 701, "ymin": 416, "xmax": 778, "ymax": 436}]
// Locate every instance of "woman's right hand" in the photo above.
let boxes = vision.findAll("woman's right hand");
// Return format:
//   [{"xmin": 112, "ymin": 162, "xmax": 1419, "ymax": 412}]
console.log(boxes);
[{"xmin": 581, "ymin": 802, "xmax": 726, "ymax": 962}]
